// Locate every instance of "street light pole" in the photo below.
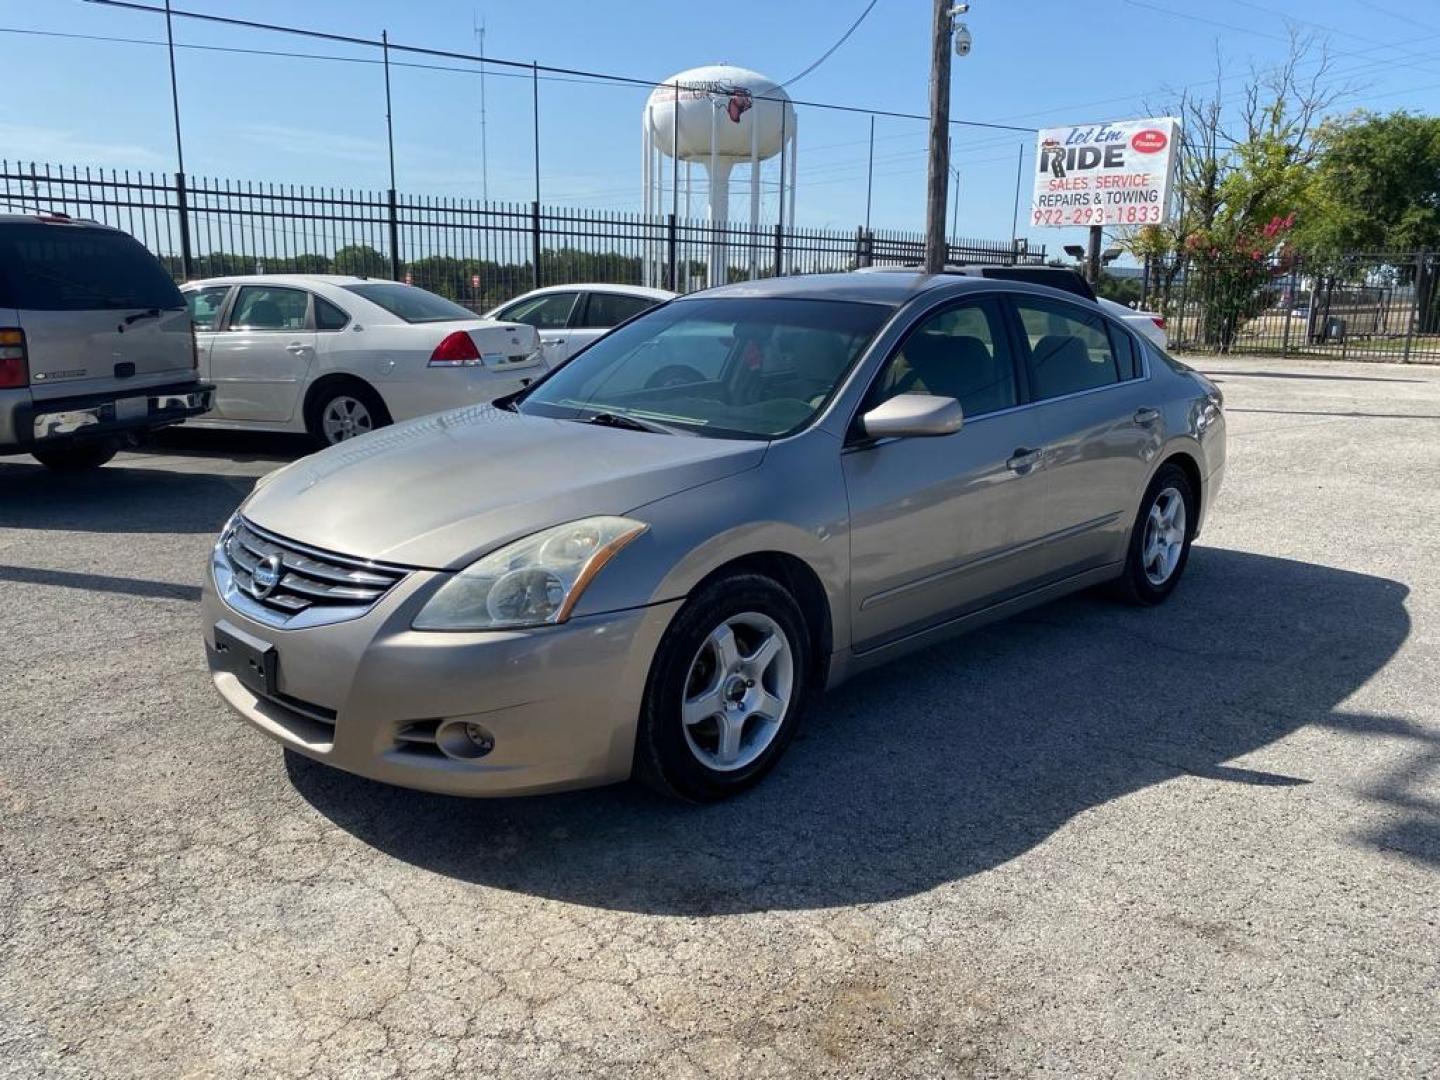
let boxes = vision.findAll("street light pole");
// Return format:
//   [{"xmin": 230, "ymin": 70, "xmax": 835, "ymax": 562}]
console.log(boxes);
[{"xmin": 924, "ymin": 0, "xmax": 953, "ymax": 274}]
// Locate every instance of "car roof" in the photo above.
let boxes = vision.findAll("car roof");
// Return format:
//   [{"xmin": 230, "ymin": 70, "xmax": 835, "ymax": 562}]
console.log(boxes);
[
  {"xmin": 183, "ymin": 274, "xmax": 371, "ymax": 288},
  {"xmin": 515, "ymin": 283, "xmax": 676, "ymax": 301},
  {"xmin": 687, "ymin": 270, "xmax": 1105, "ymax": 309},
  {"xmin": 0, "ymin": 212, "xmax": 125, "ymax": 232}
]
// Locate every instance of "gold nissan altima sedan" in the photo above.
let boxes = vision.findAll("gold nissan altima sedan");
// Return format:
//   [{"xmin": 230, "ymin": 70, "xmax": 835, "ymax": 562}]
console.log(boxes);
[{"xmin": 203, "ymin": 268, "xmax": 1225, "ymax": 801}]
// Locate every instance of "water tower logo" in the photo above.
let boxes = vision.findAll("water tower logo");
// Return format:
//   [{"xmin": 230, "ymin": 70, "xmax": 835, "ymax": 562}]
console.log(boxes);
[{"xmin": 676, "ymin": 79, "xmax": 755, "ymax": 124}]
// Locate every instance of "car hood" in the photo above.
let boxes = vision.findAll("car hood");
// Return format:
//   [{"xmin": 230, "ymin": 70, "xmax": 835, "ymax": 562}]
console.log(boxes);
[{"xmin": 240, "ymin": 405, "xmax": 765, "ymax": 569}]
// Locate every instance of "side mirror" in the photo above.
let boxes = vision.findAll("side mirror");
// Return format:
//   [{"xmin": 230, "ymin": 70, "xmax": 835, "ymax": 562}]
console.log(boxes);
[{"xmin": 860, "ymin": 393, "xmax": 964, "ymax": 440}]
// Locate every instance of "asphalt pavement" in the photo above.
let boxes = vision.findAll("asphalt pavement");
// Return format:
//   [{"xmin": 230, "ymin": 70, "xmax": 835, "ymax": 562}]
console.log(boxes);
[{"xmin": 1, "ymin": 356, "xmax": 1437, "ymax": 1078}]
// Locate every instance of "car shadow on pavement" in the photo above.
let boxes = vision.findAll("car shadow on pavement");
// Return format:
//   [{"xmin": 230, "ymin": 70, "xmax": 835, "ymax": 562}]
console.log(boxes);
[
  {"xmin": 0, "ymin": 460, "xmax": 258, "ymax": 534},
  {"xmin": 287, "ymin": 547, "xmax": 1413, "ymax": 913}
]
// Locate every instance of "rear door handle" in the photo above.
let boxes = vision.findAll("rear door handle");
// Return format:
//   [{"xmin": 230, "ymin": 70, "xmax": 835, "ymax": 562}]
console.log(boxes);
[
  {"xmin": 541, "ymin": 337, "xmax": 566, "ymax": 346},
  {"xmin": 1133, "ymin": 407, "xmax": 1161, "ymax": 425},
  {"xmin": 286, "ymin": 342, "xmax": 312, "ymax": 355},
  {"xmin": 1007, "ymin": 447, "xmax": 1043, "ymax": 474}
]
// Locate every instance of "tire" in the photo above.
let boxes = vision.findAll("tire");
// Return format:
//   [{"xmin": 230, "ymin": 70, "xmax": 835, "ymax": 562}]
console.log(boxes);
[
  {"xmin": 32, "ymin": 439, "xmax": 119, "ymax": 471},
  {"xmin": 306, "ymin": 380, "xmax": 391, "ymax": 448},
  {"xmin": 634, "ymin": 572, "xmax": 812, "ymax": 802},
  {"xmin": 1116, "ymin": 462, "xmax": 1197, "ymax": 605}
]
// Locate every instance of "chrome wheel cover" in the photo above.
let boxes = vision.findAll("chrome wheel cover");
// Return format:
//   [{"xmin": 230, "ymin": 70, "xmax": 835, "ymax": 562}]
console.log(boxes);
[
  {"xmin": 681, "ymin": 611, "xmax": 794, "ymax": 772},
  {"xmin": 1142, "ymin": 486, "xmax": 1187, "ymax": 586},
  {"xmin": 321, "ymin": 396, "xmax": 374, "ymax": 444}
]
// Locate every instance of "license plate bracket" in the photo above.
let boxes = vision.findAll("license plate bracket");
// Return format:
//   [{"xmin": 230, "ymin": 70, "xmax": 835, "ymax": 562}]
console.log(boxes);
[{"xmin": 213, "ymin": 619, "xmax": 277, "ymax": 698}]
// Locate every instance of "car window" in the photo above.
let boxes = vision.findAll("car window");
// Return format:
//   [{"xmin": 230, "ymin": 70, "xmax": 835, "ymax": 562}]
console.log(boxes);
[
  {"xmin": 186, "ymin": 285, "xmax": 231, "ymax": 331},
  {"xmin": 866, "ymin": 299, "xmax": 1017, "ymax": 419},
  {"xmin": 342, "ymin": 282, "xmax": 474, "ymax": 323},
  {"xmin": 499, "ymin": 292, "xmax": 579, "ymax": 330},
  {"xmin": 518, "ymin": 297, "xmax": 891, "ymax": 439},
  {"xmin": 314, "ymin": 295, "xmax": 350, "ymax": 331},
  {"xmin": 227, "ymin": 286, "xmax": 310, "ymax": 331},
  {"xmin": 1108, "ymin": 322, "xmax": 1140, "ymax": 380},
  {"xmin": 1014, "ymin": 297, "xmax": 1121, "ymax": 401},
  {"xmin": 0, "ymin": 223, "xmax": 184, "ymax": 312},
  {"xmin": 584, "ymin": 292, "xmax": 657, "ymax": 329}
]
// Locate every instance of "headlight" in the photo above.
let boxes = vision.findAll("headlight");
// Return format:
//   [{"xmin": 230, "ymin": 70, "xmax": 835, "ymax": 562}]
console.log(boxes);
[{"xmin": 412, "ymin": 516, "xmax": 648, "ymax": 631}]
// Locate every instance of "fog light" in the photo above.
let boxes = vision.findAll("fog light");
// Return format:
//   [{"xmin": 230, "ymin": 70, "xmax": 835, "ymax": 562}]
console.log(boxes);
[{"xmin": 436, "ymin": 719, "xmax": 496, "ymax": 761}]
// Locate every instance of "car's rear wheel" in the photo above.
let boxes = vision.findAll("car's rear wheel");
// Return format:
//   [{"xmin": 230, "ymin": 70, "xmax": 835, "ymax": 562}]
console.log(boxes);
[
  {"xmin": 635, "ymin": 572, "xmax": 811, "ymax": 801},
  {"xmin": 32, "ymin": 439, "xmax": 119, "ymax": 471},
  {"xmin": 307, "ymin": 380, "xmax": 391, "ymax": 448},
  {"xmin": 1117, "ymin": 462, "xmax": 1196, "ymax": 605}
]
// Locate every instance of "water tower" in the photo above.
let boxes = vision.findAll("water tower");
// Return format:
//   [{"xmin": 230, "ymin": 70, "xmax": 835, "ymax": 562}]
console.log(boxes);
[{"xmin": 643, "ymin": 65, "xmax": 797, "ymax": 287}]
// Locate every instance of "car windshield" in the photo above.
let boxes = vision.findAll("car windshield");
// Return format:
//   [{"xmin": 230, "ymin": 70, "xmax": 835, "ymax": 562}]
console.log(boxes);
[
  {"xmin": 0, "ymin": 223, "xmax": 184, "ymax": 311},
  {"xmin": 342, "ymin": 282, "xmax": 475, "ymax": 323},
  {"xmin": 516, "ymin": 296, "xmax": 891, "ymax": 439}
]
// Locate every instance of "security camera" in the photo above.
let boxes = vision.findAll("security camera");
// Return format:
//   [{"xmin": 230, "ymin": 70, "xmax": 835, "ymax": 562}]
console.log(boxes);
[{"xmin": 953, "ymin": 21, "xmax": 972, "ymax": 56}]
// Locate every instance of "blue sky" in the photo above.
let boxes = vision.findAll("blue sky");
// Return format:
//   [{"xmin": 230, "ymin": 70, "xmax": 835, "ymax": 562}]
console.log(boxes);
[{"xmin": 3, "ymin": 0, "xmax": 1440, "ymax": 258}]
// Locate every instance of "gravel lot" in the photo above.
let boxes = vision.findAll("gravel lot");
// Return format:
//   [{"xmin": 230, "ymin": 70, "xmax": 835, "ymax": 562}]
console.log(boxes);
[{"xmin": 2, "ymin": 355, "xmax": 1437, "ymax": 1079}]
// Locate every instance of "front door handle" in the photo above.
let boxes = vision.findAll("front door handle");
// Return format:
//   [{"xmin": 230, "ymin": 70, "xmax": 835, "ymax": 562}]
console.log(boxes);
[
  {"xmin": 1007, "ymin": 447, "xmax": 1043, "ymax": 474},
  {"xmin": 1133, "ymin": 407, "xmax": 1161, "ymax": 425}
]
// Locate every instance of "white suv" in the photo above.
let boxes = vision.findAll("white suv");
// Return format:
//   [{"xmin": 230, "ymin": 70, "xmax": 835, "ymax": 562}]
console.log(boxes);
[{"xmin": 0, "ymin": 214, "xmax": 213, "ymax": 470}]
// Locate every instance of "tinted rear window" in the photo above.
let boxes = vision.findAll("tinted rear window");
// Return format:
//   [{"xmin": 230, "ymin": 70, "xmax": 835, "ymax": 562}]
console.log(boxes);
[
  {"xmin": 0, "ymin": 223, "xmax": 183, "ymax": 311},
  {"xmin": 342, "ymin": 283, "xmax": 474, "ymax": 323}
]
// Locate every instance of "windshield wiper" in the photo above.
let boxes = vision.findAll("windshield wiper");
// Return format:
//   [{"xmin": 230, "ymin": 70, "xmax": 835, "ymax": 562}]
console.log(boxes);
[
  {"xmin": 581, "ymin": 411, "xmax": 674, "ymax": 434},
  {"xmin": 124, "ymin": 307, "xmax": 161, "ymax": 325}
]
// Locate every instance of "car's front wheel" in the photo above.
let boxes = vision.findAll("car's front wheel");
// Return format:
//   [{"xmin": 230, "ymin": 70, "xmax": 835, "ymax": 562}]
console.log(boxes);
[
  {"xmin": 635, "ymin": 572, "xmax": 812, "ymax": 801},
  {"xmin": 1118, "ymin": 462, "xmax": 1197, "ymax": 605},
  {"xmin": 32, "ymin": 439, "xmax": 119, "ymax": 471}
]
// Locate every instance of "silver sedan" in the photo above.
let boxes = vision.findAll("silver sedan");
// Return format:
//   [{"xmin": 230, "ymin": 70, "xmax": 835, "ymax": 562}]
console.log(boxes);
[{"xmin": 202, "ymin": 270, "xmax": 1226, "ymax": 801}]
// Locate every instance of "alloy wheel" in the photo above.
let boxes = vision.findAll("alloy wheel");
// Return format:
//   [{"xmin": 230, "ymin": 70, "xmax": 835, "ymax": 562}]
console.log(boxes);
[
  {"xmin": 321, "ymin": 396, "xmax": 374, "ymax": 444},
  {"xmin": 681, "ymin": 611, "xmax": 794, "ymax": 772},
  {"xmin": 1142, "ymin": 486, "xmax": 1187, "ymax": 586}
]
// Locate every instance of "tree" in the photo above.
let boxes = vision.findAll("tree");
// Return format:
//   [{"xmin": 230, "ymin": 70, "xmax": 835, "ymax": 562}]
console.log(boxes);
[
  {"xmin": 1296, "ymin": 111, "xmax": 1440, "ymax": 255},
  {"xmin": 1125, "ymin": 35, "xmax": 1342, "ymax": 347},
  {"xmin": 332, "ymin": 244, "xmax": 389, "ymax": 278}
]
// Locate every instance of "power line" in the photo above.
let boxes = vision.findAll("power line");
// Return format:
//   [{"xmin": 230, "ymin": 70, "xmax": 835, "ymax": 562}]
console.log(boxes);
[
  {"xmin": 81, "ymin": 0, "xmax": 1037, "ymax": 134},
  {"xmin": 781, "ymin": 0, "xmax": 880, "ymax": 88}
]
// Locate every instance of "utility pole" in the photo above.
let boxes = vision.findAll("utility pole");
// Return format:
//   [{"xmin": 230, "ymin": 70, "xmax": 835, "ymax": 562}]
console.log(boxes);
[
  {"xmin": 1086, "ymin": 224, "xmax": 1102, "ymax": 285},
  {"xmin": 474, "ymin": 15, "xmax": 489, "ymax": 203},
  {"xmin": 923, "ymin": 0, "xmax": 954, "ymax": 273}
]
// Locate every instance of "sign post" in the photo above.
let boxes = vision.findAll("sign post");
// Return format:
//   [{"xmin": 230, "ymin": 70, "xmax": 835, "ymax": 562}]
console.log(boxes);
[{"xmin": 1029, "ymin": 117, "xmax": 1180, "ymax": 282}]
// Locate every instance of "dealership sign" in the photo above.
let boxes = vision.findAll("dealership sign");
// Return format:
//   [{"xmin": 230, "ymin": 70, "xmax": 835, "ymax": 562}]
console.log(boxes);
[{"xmin": 1030, "ymin": 117, "xmax": 1180, "ymax": 229}]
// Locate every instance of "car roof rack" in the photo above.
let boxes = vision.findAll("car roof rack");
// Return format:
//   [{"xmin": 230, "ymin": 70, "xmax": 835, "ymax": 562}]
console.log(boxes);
[{"xmin": 856, "ymin": 262, "xmax": 1097, "ymax": 302}]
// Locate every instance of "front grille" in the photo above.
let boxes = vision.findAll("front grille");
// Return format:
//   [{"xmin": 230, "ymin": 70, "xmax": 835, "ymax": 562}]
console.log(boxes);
[{"xmin": 220, "ymin": 517, "xmax": 409, "ymax": 622}]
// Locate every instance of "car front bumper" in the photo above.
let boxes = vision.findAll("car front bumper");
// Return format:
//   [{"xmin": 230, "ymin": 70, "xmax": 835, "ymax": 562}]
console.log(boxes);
[
  {"xmin": 0, "ymin": 381, "xmax": 214, "ymax": 452},
  {"xmin": 201, "ymin": 560, "xmax": 680, "ymax": 797}
]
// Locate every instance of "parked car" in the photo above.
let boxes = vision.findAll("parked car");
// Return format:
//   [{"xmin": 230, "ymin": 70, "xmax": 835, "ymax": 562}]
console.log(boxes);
[
  {"xmin": 181, "ymin": 275, "xmax": 543, "ymax": 446},
  {"xmin": 203, "ymin": 270, "xmax": 1225, "ymax": 802},
  {"xmin": 1100, "ymin": 297, "xmax": 1168, "ymax": 349},
  {"xmin": 0, "ymin": 213, "xmax": 213, "ymax": 470},
  {"xmin": 485, "ymin": 283, "xmax": 673, "ymax": 367}
]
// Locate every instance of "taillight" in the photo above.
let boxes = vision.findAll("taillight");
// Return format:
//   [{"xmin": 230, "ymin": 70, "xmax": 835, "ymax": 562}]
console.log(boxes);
[
  {"xmin": 1151, "ymin": 316, "xmax": 1167, "ymax": 331},
  {"xmin": 429, "ymin": 330, "xmax": 482, "ymax": 367},
  {"xmin": 0, "ymin": 328, "xmax": 28, "ymax": 389}
]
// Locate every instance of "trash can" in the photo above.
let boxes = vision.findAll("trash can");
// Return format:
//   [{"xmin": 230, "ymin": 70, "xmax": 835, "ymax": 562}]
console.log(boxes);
[{"xmin": 1324, "ymin": 316, "xmax": 1346, "ymax": 342}]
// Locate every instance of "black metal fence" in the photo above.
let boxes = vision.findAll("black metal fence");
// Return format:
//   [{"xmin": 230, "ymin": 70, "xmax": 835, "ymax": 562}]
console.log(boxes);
[
  {"xmin": 1149, "ymin": 251, "xmax": 1440, "ymax": 363},
  {"xmin": 1, "ymin": 162, "xmax": 1041, "ymax": 311}
]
